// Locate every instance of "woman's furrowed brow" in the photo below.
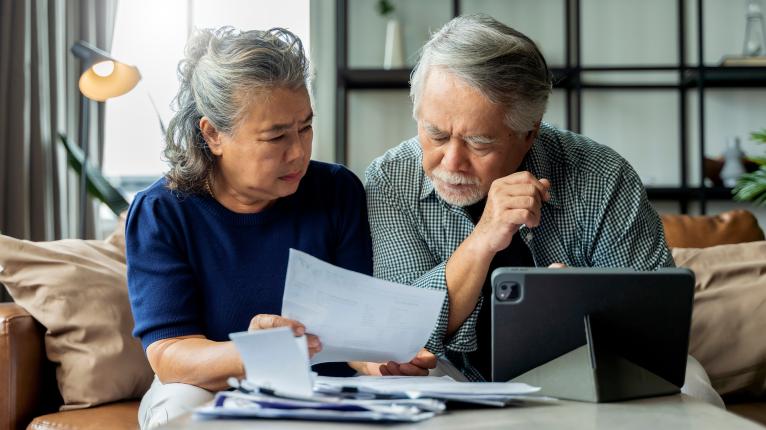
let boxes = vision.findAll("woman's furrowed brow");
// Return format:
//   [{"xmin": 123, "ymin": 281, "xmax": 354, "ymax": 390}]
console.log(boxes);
[{"xmin": 259, "ymin": 112, "xmax": 314, "ymax": 133}]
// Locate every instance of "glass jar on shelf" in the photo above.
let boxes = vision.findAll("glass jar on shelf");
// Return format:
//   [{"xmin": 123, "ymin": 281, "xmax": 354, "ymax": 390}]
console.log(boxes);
[{"xmin": 743, "ymin": 0, "xmax": 766, "ymax": 57}]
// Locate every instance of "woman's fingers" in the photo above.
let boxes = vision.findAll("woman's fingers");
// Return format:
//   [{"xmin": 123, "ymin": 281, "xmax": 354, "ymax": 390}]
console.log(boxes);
[
  {"xmin": 248, "ymin": 314, "xmax": 306, "ymax": 336},
  {"xmin": 306, "ymin": 334, "xmax": 322, "ymax": 358},
  {"xmin": 249, "ymin": 314, "xmax": 323, "ymax": 357}
]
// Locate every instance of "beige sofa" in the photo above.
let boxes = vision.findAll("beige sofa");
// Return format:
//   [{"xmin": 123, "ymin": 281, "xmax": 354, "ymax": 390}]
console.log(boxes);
[{"xmin": 1, "ymin": 210, "xmax": 765, "ymax": 429}]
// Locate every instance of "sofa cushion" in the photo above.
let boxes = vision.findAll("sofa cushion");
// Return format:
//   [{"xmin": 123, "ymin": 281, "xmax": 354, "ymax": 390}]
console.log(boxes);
[
  {"xmin": 28, "ymin": 400, "xmax": 139, "ymax": 430},
  {"xmin": 662, "ymin": 210, "xmax": 764, "ymax": 249},
  {"xmin": 0, "ymin": 303, "xmax": 47, "ymax": 430},
  {"xmin": 673, "ymin": 241, "xmax": 766, "ymax": 397},
  {"xmin": 0, "ymin": 227, "xmax": 153, "ymax": 410}
]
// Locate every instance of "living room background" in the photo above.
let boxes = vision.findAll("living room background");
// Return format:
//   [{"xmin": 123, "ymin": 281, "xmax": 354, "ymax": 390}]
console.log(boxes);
[
  {"xmin": 328, "ymin": 0, "xmax": 766, "ymax": 224},
  {"xmin": 98, "ymin": 0, "xmax": 766, "ymax": 237}
]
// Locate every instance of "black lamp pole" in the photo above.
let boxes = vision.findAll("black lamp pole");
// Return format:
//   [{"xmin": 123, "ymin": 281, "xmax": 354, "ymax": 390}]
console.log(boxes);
[
  {"xmin": 71, "ymin": 41, "xmax": 107, "ymax": 239},
  {"xmin": 78, "ymin": 93, "xmax": 90, "ymax": 239}
]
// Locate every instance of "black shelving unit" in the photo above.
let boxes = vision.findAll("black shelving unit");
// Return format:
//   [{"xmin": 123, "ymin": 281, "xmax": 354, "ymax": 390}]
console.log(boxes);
[{"xmin": 335, "ymin": 0, "xmax": 762, "ymax": 214}]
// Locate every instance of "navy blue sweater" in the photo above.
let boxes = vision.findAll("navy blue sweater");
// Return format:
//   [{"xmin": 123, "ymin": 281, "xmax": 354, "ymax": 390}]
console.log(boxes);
[{"xmin": 125, "ymin": 161, "xmax": 373, "ymax": 374}]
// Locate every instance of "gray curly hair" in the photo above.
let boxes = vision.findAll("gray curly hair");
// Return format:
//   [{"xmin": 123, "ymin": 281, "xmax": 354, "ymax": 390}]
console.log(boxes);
[
  {"xmin": 164, "ymin": 26, "xmax": 310, "ymax": 193},
  {"xmin": 410, "ymin": 14, "xmax": 552, "ymax": 133}
]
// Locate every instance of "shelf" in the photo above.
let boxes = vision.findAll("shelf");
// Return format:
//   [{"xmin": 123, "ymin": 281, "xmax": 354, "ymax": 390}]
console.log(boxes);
[
  {"xmin": 702, "ymin": 186, "xmax": 737, "ymax": 200},
  {"xmin": 340, "ymin": 66, "xmax": 766, "ymax": 90},
  {"xmin": 684, "ymin": 67, "xmax": 766, "ymax": 88},
  {"xmin": 647, "ymin": 187, "xmax": 693, "ymax": 200},
  {"xmin": 646, "ymin": 186, "xmax": 734, "ymax": 201},
  {"xmin": 340, "ymin": 69, "xmax": 411, "ymax": 90},
  {"xmin": 340, "ymin": 67, "xmax": 573, "ymax": 90}
]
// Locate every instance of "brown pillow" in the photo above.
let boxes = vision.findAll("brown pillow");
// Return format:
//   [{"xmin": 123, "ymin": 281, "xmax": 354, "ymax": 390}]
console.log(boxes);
[
  {"xmin": 673, "ymin": 241, "xmax": 766, "ymax": 397},
  {"xmin": 0, "ymin": 223, "xmax": 153, "ymax": 410},
  {"xmin": 662, "ymin": 210, "xmax": 765, "ymax": 249}
]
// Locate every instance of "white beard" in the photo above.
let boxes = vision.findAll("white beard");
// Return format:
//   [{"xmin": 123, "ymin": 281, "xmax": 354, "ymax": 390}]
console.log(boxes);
[{"xmin": 429, "ymin": 167, "xmax": 484, "ymax": 207}]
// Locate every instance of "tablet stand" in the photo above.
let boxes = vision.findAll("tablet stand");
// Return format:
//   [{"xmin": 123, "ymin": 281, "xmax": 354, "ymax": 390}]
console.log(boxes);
[{"xmin": 510, "ymin": 314, "xmax": 680, "ymax": 402}]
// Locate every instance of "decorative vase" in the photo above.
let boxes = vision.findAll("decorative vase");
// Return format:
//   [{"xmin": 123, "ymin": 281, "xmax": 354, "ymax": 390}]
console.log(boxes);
[
  {"xmin": 744, "ymin": 0, "xmax": 766, "ymax": 56},
  {"xmin": 384, "ymin": 18, "xmax": 404, "ymax": 69},
  {"xmin": 721, "ymin": 137, "xmax": 746, "ymax": 187}
]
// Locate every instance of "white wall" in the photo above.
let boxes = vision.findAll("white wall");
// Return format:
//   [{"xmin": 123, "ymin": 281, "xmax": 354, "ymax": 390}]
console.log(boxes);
[
  {"xmin": 335, "ymin": 0, "xmax": 766, "ymax": 223},
  {"xmin": 348, "ymin": 0, "xmax": 454, "ymax": 68},
  {"xmin": 347, "ymin": 91, "xmax": 417, "ymax": 177}
]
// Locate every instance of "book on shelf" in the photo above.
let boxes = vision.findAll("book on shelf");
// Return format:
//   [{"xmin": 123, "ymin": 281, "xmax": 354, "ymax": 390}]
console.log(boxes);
[{"xmin": 720, "ymin": 55, "xmax": 766, "ymax": 67}]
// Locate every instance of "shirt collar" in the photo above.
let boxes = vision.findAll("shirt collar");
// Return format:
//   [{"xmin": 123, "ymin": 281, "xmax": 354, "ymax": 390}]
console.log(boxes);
[
  {"xmin": 520, "ymin": 125, "xmax": 561, "ymax": 208},
  {"xmin": 420, "ymin": 172, "xmax": 436, "ymax": 201}
]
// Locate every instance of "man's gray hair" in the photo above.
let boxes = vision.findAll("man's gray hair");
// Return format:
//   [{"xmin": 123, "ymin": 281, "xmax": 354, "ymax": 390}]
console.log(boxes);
[
  {"xmin": 410, "ymin": 14, "xmax": 552, "ymax": 133},
  {"xmin": 164, "ymin": 26, "xmax": 310, "ymax": 193}
]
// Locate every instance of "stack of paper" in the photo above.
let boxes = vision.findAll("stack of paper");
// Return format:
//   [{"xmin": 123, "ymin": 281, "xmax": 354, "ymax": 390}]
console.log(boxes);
[
  {"xmin": 316, "ymin": 375, "xmax": 543, "ymax": 407},
  {"xmin": 194, "ymin": 385, "xmax": 444, "ymax": 422}
]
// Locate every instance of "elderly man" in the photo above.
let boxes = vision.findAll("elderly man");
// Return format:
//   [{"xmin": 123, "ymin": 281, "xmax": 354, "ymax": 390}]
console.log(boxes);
[{"xmin": 364, "ymin": 14, "xmax": 722, "ymax": 406}]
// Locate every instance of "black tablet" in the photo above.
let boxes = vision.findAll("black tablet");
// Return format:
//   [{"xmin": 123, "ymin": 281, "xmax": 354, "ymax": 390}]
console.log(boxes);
[{"xmin": 490, "ymin": 267, "xmax": 695, "ymax": 402}]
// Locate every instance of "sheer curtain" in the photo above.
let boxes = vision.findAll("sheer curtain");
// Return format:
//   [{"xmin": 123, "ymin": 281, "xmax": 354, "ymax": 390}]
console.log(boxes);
[{"xmin": 0, "ymin": 0, "xmax": 117, "ymax": 301}]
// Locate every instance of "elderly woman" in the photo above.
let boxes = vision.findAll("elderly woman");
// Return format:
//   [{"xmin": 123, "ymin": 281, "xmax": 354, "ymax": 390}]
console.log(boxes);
[{"xmin": 126, "ymin": 27, "xmax": 385, "ymax": 428}]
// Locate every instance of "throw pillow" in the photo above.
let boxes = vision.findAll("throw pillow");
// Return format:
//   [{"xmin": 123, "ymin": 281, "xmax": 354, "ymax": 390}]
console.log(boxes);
[
  {"xmin": 662, "ymin": 210, "xmax": 764, "ymax": 249},
  {"xmin": 0, "ymin": 222, "xmax": 153, "ymax": 410},
  {"xmin": 674, "ymin": 241, "xmax": 766, "ymax": 397}
]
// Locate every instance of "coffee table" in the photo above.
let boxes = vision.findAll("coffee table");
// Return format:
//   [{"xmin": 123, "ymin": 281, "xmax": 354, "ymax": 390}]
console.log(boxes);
[{"xmin": 159, "ymin": 394, "xmax": 764, "ymax": 429}]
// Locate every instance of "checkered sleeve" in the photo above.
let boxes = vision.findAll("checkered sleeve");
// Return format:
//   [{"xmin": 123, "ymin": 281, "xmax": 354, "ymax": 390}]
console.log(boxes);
[
  {"xmin": 365, "ymin": 166, "xmax": 481, "ymax": 356},
  {"xmin": 584, "ymin": 159, "xmax": 675, "ymax": 270}
]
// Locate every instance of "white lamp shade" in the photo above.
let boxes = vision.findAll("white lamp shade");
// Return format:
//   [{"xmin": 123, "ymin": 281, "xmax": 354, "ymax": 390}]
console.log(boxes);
[{"xmin": 78, "ymin": 62, "xmax": 141, "ymax": 102}]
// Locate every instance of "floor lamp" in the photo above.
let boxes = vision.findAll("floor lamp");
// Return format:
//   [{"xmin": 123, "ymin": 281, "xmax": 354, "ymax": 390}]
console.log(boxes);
[{"xmin": 70, "ymin": 41, "xmax": 140, "ymax": 239}]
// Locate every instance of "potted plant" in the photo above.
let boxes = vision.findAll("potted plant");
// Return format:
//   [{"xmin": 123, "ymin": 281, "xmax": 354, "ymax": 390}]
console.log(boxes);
[
  {"xmin": 59, "ymin": 133, "xmax": 129, "ymax": 215},
  {"xmin": 733, "ymin": 129, "xmax": 766, "ymax": 205}
]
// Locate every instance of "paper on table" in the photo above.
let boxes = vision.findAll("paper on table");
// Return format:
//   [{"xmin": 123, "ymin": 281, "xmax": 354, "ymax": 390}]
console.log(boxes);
[
  {"xmin": 194, "ymin": 391, "xmax": 438, "ymax": 422},
  {"xmin": 229, "ymin": 327, "xmax": 313, "ymax": 397},
  {"xmin": 316, "ymin": 375, "xmax": 540, "ymax": 397},
  {"xmin": 282, "ymin": 249, "xmax": 446, "ymax": 365}
]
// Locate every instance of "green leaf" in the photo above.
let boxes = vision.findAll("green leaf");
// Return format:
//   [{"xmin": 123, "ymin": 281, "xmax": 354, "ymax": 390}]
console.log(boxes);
[
  {"xmin": 58, "ymin": 133, "xmax": 130, "ymax": 216},
  {"xmin": 751, "ymin": 129, "xmax": 766, "ymax": 144},
  {"xmin": 376, "ymin": 0, "xmax": 395, "ymax": 16},
  {"xmin": 746, "ymin": 156, "xmax": 766, "ymax": 166},
  {"xmin": 734, "ymin": 167, "xmax": 766, "ymax": 206}
]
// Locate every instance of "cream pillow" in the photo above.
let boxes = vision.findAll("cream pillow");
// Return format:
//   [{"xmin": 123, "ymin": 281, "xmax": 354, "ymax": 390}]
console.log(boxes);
[
  {"xmin": 0, "ymin": 226, "xmax": 153, "ymax": 410},
  {"xmin": 674, "ymin": 241, "xmax": 766, "ymax": 397}
]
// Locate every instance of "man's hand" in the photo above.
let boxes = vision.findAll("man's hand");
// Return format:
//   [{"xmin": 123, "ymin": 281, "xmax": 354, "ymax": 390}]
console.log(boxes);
[
  {"xmin": 471, "ymin": 171, "xmax": 551, "ymax": 254},
  {"xmin": 249, "ymin": 314, "xmax": 322, "ymax": 358},
  {"xmin": 349, "ymin": 348, "xmax": 437, "ymax": 376},
  {"xmin": 444, "ymin": 172, "xmax": 551, "ymax": 335}
]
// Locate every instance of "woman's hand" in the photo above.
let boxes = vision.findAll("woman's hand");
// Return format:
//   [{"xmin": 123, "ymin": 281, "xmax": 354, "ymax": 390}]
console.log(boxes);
[
  {"xmin": 349, "ymin": 348, "xmax": 437, "ymax": 376},
  {"xmin": 248, "ymin": 314, "xmax": 322, "ymax": 358}
]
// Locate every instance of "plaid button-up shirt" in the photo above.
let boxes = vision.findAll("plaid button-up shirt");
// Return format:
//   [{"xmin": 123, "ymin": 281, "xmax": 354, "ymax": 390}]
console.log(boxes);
[{"xmin": 364, "ymin": 122, "xmax": 674, "ymax": 381}]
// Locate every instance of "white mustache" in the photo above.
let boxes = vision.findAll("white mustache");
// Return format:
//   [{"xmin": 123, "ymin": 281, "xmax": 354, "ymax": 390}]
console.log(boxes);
[{"xmin": 431, "ymin": 168, "xmax": 479, "ymax": 186}]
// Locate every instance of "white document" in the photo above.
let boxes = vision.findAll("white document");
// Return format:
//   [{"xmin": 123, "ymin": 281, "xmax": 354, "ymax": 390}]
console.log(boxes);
[
  {"xmin": 315, "ymin": 375, "xmax": 541, "ymax": 397},
  {"xmin": 229, "ymin": 327, "xmax": 313, "ymax": 397},
  {"xmin": 282, "ymin": 249, "xmax": 446, "ymax": 365}
]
